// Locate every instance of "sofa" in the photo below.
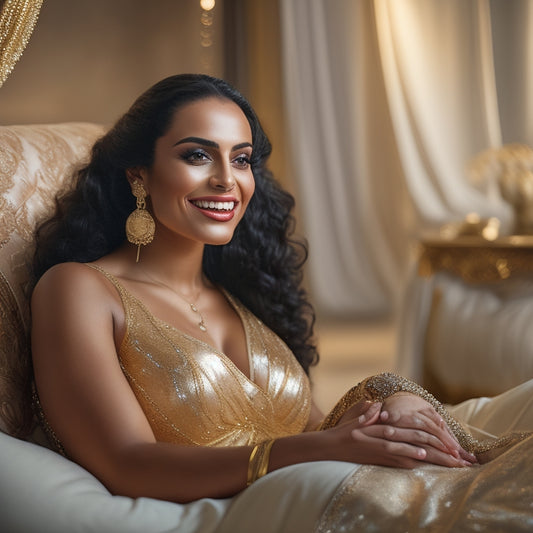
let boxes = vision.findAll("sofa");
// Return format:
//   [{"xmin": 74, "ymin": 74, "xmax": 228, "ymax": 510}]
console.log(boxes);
[
  {"xmin": 2, "ymin": 123, "xmax": 532, "ymax": 532},
  {"xmin": 0, "ymin": 123, "xmax": 350, "ymax": 533}
]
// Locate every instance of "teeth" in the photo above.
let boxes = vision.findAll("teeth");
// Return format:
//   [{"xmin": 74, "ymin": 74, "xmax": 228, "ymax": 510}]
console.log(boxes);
[{"xmin": 193, "ymin": 200, "xmax": 235, "ymax": 211}]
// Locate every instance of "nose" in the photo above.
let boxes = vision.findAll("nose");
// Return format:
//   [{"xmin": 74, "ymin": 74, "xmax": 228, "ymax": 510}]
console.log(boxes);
[{"xmin": 209, "ymin": 162, "xmax": 236, "ymax": 191}]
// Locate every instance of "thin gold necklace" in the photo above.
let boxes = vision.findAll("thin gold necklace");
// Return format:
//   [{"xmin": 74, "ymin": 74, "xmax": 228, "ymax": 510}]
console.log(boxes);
[{"xmin": 141, "ymin": 268, "xmax": 208, "ymax": 332}]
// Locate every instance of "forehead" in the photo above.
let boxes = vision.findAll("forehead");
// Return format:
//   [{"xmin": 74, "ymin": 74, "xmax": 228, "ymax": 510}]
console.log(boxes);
[{"xmin": 163, "ymin": 97, "xmax": 252, "ymax": 143}]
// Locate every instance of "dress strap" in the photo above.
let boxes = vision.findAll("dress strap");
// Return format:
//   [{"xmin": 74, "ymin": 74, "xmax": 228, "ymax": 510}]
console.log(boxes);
[{"xmin": 84, "ymin": 263, "xmax": 128, "ymax": 297}]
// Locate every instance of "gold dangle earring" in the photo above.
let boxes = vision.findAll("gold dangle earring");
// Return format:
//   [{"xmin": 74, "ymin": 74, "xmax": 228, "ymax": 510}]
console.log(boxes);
[{"xmin": 125, "ymin": 181, "xmax": 155, "ymax": 262}]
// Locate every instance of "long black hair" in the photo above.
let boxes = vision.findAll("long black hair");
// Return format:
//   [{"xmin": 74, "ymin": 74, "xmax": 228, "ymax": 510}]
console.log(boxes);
[{"xmin": 33, "ymin": 74, "xmax": 318, "ymax": 374}]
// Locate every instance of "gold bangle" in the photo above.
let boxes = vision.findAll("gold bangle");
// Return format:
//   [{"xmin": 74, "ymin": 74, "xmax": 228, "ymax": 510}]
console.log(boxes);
[{"xmin": 246, "ymin": 439, "xmax": 275, "ymax": 486}]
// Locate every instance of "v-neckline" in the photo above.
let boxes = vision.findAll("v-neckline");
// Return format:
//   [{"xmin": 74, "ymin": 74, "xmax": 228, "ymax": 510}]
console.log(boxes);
[{"xmin": 87, "ymin": 263, "xmax": 255, "ymax": 383}]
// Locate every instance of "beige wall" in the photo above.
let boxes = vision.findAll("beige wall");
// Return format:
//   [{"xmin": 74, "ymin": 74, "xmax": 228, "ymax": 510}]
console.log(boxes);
[
  {"xmin": 1, "ymin": 0, "xmax": 294, "ymax": 205},
  {"xmin": 0, "ymin": 0, "xmax": 225, "ymax": 126},
  {"xmin": 243, "ymin": 0, "xmax": 289, "ymax": 192}
]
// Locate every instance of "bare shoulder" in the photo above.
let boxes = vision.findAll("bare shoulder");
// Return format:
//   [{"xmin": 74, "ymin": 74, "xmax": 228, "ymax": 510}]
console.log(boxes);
[
  {"xmin": 31, "ymin": 262, "xmax": 123, "ymax": 332},
  {"xmin": 32, "ymin": 262, "xmax": 114, "ymax": 302}
]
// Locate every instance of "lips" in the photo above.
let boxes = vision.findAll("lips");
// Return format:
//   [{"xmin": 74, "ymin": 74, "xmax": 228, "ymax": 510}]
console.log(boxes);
[{"xmin": 189, "ymin": 196, "xmax": 239, "ymax": 222}]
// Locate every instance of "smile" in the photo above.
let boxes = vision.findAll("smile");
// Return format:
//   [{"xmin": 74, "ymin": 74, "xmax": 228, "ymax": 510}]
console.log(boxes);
[
  {"xmin": 191, "ymin": 200, "xmax": 235, "ymax": 211},
  {"xmin": 189, "ymin": 197, "xmax": 239, "ymax": 222}
]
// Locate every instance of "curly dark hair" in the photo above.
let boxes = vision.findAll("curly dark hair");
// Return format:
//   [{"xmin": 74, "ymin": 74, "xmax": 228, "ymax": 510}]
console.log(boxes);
[{"xmin": 33, "ymin": 74, "xmax": 319, "ymax": 374}]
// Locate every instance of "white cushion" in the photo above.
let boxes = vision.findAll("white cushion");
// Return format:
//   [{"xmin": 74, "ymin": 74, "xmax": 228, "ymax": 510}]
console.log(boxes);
[
  {"xmin": 0, "ymin": 431, "xmax": 231, "ymax": 533},
  {"xmin": 425, "ymin": 273, "xmax": 533, "ymax": 397}
]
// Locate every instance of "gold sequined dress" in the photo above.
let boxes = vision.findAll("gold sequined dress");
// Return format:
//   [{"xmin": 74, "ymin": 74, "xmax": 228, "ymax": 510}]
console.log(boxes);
[
  {"xmin": 35, "ymin": 264, "xmax": 533, "ymax": 532},
  {"xmin": 88, "ymin": 264, "xmax": 312, "ymax": 447}
]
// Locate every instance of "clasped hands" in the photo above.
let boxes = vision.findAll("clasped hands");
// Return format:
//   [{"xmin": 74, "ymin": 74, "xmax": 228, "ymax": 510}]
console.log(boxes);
[{"xmin": 331, "ymin": 393, "xmax": 477, "ymax": 469}]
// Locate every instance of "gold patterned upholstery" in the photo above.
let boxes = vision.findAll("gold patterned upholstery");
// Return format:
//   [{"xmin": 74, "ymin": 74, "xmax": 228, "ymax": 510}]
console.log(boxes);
[{"xmin": 0, "ymin": 123, "xmax": 104, "ymax": 437}]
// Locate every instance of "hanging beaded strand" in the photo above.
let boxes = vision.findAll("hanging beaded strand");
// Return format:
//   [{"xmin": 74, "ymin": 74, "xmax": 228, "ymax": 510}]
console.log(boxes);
[{"xmin": 0, "ymin": 0, "xmax": 44, "ymax": 88}]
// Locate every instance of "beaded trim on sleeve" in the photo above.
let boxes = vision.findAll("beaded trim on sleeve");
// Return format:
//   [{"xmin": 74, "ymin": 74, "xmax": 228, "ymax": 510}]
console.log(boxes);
[{"xmin": 318, "ymin": 373, "xmax": 531, "ymax": 457}]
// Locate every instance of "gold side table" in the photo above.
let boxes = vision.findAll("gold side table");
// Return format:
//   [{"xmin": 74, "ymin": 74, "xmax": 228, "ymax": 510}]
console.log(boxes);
[{"xmin": 418, "ymin": 235, "xmax": 533, "ymax": 283}]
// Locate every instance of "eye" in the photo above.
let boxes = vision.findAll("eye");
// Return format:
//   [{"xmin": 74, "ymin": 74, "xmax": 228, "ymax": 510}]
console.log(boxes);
[
  {"xmin": 232, "ymin": 154, "xmax": 251, "ymax": 169},
  {"xmin": 181, "ymin": 148, "xmax": 211, "ymax": 164}
]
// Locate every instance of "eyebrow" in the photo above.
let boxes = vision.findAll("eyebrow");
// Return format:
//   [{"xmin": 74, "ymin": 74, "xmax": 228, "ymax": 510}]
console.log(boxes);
[{"xmin": 174, "ymin": 136, "xmax": 252, "ymax": 151}]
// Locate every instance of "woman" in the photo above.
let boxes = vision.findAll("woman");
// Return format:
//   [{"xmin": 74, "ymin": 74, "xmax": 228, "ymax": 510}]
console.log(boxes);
[{"xmin": 31, "ymin": 74, "xmax": 533, "ymax": 529}]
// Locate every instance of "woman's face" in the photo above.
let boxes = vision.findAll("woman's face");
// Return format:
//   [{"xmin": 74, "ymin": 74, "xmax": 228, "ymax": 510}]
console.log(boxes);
[{"xmin": 137, "ymin": 96, "xmax": 255, "ymax": 246}]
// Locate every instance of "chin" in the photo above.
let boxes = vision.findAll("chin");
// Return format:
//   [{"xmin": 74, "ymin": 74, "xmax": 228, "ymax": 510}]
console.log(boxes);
[{"xmin": 202, "ymin": 230, "xmax": 236, "ymax": 246}]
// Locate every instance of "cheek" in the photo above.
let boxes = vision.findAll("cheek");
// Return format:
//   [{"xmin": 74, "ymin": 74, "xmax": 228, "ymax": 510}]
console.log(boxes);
[{"xmin": 242, "ymin": 174, "xmax": 256, "ymax": 206}]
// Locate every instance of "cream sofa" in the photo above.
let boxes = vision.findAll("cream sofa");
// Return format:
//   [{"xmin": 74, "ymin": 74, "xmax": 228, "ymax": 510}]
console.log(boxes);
[
  {"xmin": 0, "ymin": 123, "xmax": 362, "ymax": 533},
  {"xmin": 3, "ymin": 123, "xmax": 532, "ymax": 532}
]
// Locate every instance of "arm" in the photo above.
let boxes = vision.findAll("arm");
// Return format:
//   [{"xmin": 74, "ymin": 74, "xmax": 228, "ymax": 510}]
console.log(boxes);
[{"xmin": 31, "ymin": 265, "xmax": 469, "ymax": 505}]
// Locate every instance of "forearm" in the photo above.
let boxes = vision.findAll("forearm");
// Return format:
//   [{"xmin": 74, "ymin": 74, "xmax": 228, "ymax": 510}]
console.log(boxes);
[
  {"xmin": 101, "ymin": 441, "xmax": 251, "ymax": 502},
  {"xmin": 98, "ymin": 433, "xmax": 329, "ymax": 503}
]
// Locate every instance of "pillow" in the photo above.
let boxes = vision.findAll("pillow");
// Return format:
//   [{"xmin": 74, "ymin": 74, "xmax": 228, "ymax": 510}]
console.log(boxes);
[
  {"xmin": 0, "ymin": 430, "xmax": 231, "ymax": 533},
  {"xmin": 424, "ymin": 272, "xmax": 533, "ymax": 402}
]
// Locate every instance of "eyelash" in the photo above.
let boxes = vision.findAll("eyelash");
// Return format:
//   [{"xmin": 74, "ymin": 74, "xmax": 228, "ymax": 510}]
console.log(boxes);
[
  {"xmin": 180, "ymin": 148, "xmax": 210, "ymax": 163},
  {"xmin": 180, "ymin": 149, "xmax": 251, "ymax": 168},
  {"xmin": 233, "ymin": 155, "xmax": 251, "ymax": 168}
]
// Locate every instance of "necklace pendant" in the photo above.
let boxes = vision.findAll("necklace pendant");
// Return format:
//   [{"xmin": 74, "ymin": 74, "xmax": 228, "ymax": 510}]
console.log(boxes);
[{"xmin": 199, "ymin": 322, "xmax": 207, "ymax": 332}]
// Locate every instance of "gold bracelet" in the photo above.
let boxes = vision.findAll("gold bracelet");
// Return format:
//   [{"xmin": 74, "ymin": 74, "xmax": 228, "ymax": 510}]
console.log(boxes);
[{"xmin": 246, "ymin": 439, "xmax": 275, "ymax": 486}]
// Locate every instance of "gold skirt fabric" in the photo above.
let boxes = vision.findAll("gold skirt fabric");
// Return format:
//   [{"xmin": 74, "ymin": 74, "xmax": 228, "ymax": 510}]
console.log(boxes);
[
  {"xmin": 316, "ymin": 434, "xmax": 533, "ymax": 532},
  {"xmin": 315, "ymin": 378, "xmax": 533, "ymax": 532}
]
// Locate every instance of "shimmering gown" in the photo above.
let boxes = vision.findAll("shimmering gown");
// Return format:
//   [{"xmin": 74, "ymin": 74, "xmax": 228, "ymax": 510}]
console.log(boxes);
[
  {"xmin": 51, "ymin": 265, "xmax": 533, "ymax": 531},
  {"xmin": 88, "ymin": 264, "xmax": 312, "ymax": 447}
]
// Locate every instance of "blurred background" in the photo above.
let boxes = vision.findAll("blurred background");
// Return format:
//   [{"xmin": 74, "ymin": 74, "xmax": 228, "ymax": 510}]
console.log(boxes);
[{"xmin": 1, "ymin": 0, "xmax": 532, "ymax": 411}]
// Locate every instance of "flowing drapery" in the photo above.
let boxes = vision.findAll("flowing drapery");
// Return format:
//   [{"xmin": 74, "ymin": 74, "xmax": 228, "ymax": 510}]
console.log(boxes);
[{"xmin": 280, "ymin": 0, "xmax": 530, "ymax": 316}]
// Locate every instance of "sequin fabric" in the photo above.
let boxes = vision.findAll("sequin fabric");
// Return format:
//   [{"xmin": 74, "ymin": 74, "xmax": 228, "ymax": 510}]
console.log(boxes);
[
  {"xmin": 316, "ymin": 433, "xmax": 533, "ymax": 532},
  {"xmin": 87, "ymin": 265, "xmax": 311, "ymax": 447}
]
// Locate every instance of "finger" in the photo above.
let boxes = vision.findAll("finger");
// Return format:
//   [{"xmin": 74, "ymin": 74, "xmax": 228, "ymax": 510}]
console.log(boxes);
[
  {"xmin": 357, "ymin": 402, "xmax": 381, "ymax": 426},
  {"xmin": 417, "ymin": 411, "xmax": 476, "ymax": 462},
  {"xmin": 351, "ymin": 428, "xmax": 428, "ymax": 464},
  {"xmin": 379, "ymin": 411, "xmax": 452, "ymax": 453},
  {"xmin": 416, "ymin": 411, "xmax": 462, "ymax": 455},
  {"xmin": 385, "ymin": 409, "xmax": 464, "ymax": 458},
  {"xmin": 422, "ymin": 446, "xmax": 475, "ymax": 468},
  {"xmin": 377, "ymin": 426, "xmax": 474, "ymax": 468}
]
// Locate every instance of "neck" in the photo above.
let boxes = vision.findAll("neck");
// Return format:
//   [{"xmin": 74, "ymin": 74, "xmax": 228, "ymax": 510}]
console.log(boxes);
[{"xmin": 130, "ymin": 232, "xmax": 209, "ymax": 294}]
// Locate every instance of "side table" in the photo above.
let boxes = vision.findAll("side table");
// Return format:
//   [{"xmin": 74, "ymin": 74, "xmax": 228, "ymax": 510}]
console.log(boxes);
[{"xmin": 397, "ymin": 235, "xmax": 533, "ymax": 403}]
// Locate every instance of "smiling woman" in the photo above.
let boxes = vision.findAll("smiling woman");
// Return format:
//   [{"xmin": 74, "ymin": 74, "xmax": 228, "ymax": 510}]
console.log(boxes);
[
  {"xmin": 27, "ymin": 74, "xmax": 533, "ymax": 530},
  {"xmin": 131, "ymin": 97, "xmax": 255, "ymax": 247}
]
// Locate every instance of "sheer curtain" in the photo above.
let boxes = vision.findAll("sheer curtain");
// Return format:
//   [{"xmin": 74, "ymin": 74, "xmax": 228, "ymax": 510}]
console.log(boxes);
[{"xmin": 280, "ymin": 0, "xmax": 530, "ymax": 316}]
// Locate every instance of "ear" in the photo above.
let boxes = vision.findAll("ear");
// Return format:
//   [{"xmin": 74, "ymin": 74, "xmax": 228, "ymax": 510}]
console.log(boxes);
[{"xmin": 126, "ymin": 167, "xmax": 149, "ymax": 193}]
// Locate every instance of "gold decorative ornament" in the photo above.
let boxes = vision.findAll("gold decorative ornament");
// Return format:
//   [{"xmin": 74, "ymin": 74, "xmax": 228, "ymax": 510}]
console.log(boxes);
[
  {"xmin": 0, "ymin": 0, "xmax": 44, "ymax": 88},
  {"xmin": 247, "ymin": 439, "xmax": 275, "ymax": 486},
  {"xmin": 467, "ymin": 144, "xmax": 533, "ymax": 235},
  {"xmin": 125, "ymin": 181, "xmax": 155, "ymax": 262},
  {"xmin": 417, "ymin": 235, "xmax": 533, "ymax": 283}
]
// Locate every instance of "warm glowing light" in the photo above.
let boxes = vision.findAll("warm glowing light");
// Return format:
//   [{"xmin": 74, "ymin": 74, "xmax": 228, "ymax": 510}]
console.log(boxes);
[{"xmin": 200, "ymin": 0, "xmax": 215, "ymax": 11}]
